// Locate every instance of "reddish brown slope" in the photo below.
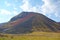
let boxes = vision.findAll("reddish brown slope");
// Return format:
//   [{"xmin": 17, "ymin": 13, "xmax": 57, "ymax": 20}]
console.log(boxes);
[
  {"xmin": 10, "ymin": 13, "xmax": 35, "ymax": 26},
  {"xmin": 0, "ymin": 12, "xmax": 60, "ymax": 34}
]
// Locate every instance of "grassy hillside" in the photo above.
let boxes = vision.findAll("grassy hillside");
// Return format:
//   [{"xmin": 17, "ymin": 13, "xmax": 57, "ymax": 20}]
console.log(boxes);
[{"xmin": 0, "ymin": 32, "xmax": 60, "ymax": 40}]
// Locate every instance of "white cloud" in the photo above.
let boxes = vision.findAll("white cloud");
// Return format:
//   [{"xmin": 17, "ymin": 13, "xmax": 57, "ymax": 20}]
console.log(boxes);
[
  {"xmin": 20, "ymin": 0, "xmax": 30, "ymax": 11},
  {"xmin": 12, "ymin": 10, "xmax": 19, "ymax": 15},
  {"xmin": 13, "ymin": 7, "xmax": 18, "ymax": 10},
  {"xmin": 41, "ymin": 0, "xmax": 60, "ymax": 17},
  {"xmin": 19, "ymin": 0, "xmax": 60, "ymax": 18},
  {"xmin": 0, "ymin": 9, "xmax": 11, "ymax": 15},
  {"xmin": 5, "ymin": 1, "xmax": 11, "ymax": 7},
  {"xmin": 20, "ymin": 0, "xmax": 41, "ymax": 13}
]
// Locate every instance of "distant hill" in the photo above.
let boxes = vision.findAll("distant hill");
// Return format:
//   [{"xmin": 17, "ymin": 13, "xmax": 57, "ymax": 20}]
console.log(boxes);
[{"xmin": 0, "ymin": 12, "xmax": 60, "ymax": 34}]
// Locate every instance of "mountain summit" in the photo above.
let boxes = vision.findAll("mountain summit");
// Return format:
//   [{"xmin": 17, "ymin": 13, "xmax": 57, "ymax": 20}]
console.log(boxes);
[{"xmin": 0, "ymin": 12, "xmax": 60, "ymax": 34}]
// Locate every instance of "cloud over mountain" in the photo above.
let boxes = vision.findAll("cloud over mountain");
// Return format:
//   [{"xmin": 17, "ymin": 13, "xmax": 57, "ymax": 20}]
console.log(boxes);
[
  {"xmin": 41, "ymin": 0, "xmax": 60, "ymax": 17},
  {"xmin": 0, "ymin": 0, "xmax": 60, "ymax": 23}
]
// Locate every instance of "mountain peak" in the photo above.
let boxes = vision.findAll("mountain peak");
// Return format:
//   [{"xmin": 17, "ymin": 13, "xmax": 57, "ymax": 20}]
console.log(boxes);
[
  {"xmin": 10, "ymin": 12, "xmax": 41, "ymax": 22},
  {"xmin": 0, "ymin": 12, "xmax": 60, "ymax": 34}
]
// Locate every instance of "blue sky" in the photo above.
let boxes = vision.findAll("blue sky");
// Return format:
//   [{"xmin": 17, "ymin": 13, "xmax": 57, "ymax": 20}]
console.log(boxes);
[{"xmin": 0, "ymin": 0, "xmax": 60, "ymax": 23}]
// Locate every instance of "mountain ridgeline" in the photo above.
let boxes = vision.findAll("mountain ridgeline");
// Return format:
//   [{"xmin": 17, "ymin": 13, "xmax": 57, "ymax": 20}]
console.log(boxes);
[{"xmin": 0, "ymin": 12, "xmax": 60, "ymax": 34}]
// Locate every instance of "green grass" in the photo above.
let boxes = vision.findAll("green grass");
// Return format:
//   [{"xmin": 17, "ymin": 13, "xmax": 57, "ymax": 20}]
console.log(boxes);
[{"xmin": 0, "ymin": 32, "xmax": 60, "ymax": 40}]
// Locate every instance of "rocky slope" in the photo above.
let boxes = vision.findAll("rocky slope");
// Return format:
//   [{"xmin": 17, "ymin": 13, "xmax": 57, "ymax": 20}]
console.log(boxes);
[{"xmin": 0, "ymin": 12, "xmax": 60, "ymax": 34}]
